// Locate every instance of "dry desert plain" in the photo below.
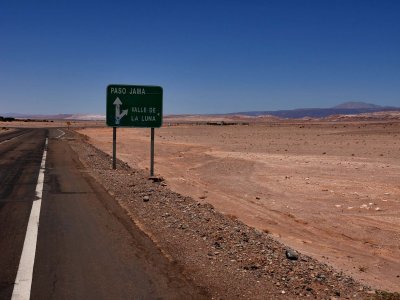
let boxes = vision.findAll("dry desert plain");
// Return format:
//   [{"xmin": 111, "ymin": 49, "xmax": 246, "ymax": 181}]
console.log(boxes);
[{"xmin": 79, "ymin": 119, "xmax": 400, "ymax": 292}]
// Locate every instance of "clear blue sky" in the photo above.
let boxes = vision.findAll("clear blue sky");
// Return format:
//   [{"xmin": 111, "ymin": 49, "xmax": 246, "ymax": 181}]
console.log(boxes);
[{"xmin": 1, "ymin": 0, "xmax": 399, "ymax": 115}]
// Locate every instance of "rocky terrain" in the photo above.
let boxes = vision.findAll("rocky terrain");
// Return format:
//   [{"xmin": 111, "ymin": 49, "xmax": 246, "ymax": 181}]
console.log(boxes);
[
  {"xmin": 65, "ymin": 130, "xmax": 400, "ymax": 299},
  {"xmin": 324, "ymin": 111, "xmax": 400, "ymax": 122}
]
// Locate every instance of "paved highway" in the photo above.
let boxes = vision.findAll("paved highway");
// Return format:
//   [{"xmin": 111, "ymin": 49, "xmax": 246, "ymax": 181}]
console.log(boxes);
[{"xmin": 0, "ymin": 128, "xmax": 206, "ymax": 300}]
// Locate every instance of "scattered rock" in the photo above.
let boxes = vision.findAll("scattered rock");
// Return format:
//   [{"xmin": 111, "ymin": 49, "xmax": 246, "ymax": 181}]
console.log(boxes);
[
  {"xmin": 179, "ymin": 224, "xmax": 188, "ymax": 230},
  {"xmin": 214, "ymin": 241, "xmax": 223, "ymax": 249},
  {"xmin": 143, "ymin": 195, "xmax": 150, "ymax": 202},
  {"xmin": 316, "ymin": 273, "xmax": 326, "ymax": 282},
  {"xmin": 285, "ymin": 249, "xmax": 299, "ymax": 260},
  {"xmin": 148, "ymin": 176, "xmax": 164, "ymax": 182},
  {"xmin": 244, "ymin": 264, "xmax": 261, "ymax": 270}
]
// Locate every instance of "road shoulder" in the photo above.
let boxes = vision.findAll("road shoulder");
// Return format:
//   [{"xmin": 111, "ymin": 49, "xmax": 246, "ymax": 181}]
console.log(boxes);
[{"xmin": 31, "ymin": 131, "xmax": 208, "ymax": 299}]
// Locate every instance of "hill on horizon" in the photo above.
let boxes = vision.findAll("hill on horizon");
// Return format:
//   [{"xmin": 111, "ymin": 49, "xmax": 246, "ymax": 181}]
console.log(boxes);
[
  {"xmin": 332, "ymin": 101, "xmax": 382, "ymax": 109},
  {"xmin": 0, "ymin": 113, "xmax": 105, "ymax": 121},
  {"xmin": 1, "ymin": 101, "xmax": 399, "ymax": 120},
  {"xmin": 229, "ymin": 101, "xmax": 400, "ymax": 119}
]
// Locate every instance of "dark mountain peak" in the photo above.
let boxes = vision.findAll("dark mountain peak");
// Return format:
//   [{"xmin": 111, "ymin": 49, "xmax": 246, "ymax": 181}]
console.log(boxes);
[
  {"xmin": 332, "ymin": 101, "xmax": 381, "ymax": 109},
  {"xmin": 228, "ymin": 101, "xmax": 399, "ymax": 119}
]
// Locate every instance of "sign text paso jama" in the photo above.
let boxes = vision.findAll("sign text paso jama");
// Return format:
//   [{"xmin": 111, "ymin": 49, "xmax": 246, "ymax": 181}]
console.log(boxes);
[{"xmin": 109, "ymin": 87, "xmax": 146, "ymax": 95}]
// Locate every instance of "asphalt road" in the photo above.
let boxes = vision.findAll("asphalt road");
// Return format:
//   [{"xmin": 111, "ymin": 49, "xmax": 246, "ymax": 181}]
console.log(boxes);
[{"xmin": 0, "ymin": 128, "xmax": 207, "ymax": 300}]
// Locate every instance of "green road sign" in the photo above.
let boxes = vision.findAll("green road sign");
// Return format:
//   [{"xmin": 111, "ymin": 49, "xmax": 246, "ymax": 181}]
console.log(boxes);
[{"xmin": 106, "ymin": 84, "xmax": 163, "ymax": 128}]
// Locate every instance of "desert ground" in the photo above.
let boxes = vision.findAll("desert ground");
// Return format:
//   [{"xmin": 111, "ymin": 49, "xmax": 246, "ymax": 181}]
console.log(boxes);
[{"xmin": 79, "ymin": 120, "xmax": 400, "ymax": 292}]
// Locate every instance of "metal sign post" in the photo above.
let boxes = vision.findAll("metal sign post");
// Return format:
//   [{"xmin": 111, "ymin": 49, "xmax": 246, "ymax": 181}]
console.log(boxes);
[
  {"xmin": 106, "ymin": 85, "xmax": 163, "ymax": 175},
  {"xmin": 150, "ymin": 128, "xmax": 155, "ymax": 176},
  {"xmin": 112, "ymin": 127, "xmax": 117, "ymax": 169}
]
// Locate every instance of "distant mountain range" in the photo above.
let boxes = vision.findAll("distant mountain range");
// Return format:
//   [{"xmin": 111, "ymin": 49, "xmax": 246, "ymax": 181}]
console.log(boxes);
[
  {"xmin": 1, "ymin": 102, "xmax": 399, "ymax": 120},
  {"xmin": 229, "ymin": 102, "xmax": 400, "ymax": 118},
  {"xmin": 0, "ymin": 113, "xmax": 105, "ymax": 121}
]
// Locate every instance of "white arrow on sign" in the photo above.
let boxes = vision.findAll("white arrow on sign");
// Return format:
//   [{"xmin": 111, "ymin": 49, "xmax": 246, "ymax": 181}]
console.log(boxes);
[{"xmin": 113, "ymin": 97, "xmax": 128, "ymax": 125}]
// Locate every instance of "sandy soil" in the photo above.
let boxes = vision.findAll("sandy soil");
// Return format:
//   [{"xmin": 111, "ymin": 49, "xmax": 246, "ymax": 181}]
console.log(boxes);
[
  {"xmin": 79, "ymin": 121, "xmax": 400, "ymax": 292},
  {"xmin": 68, "ymin": 131, "xmax": 379, "ymax": 299}
]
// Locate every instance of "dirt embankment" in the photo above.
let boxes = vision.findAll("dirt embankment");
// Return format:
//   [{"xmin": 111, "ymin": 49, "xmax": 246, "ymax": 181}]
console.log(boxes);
[
  {"xmin": 66, "ymin": 129, "xmax": 400, "ymax": 299},
  {"xmin": 0, "ymin": 127, "xmax": 14, "ymax": 134}
]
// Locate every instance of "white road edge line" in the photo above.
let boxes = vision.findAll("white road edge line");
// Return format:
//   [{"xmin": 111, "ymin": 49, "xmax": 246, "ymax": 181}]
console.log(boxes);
[
  {"xmin": 55, "ymin": 129, "xmax": 65, "ymax": 139},
  {"xmin": 11, "ymin": 138, "xmax": 48, "ymax": 300}
]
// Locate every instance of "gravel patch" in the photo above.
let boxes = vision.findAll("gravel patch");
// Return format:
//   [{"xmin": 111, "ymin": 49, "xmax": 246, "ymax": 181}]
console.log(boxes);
[{"xmin": 67, "ymin": 130, "xmax": 394, "ymax": 299}]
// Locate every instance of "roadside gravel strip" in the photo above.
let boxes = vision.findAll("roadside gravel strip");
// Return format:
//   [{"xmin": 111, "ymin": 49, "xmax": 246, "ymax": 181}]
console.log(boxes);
[{"xmin": 67, "ymin": 130, "xmax": 397, "ymax": 300}]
